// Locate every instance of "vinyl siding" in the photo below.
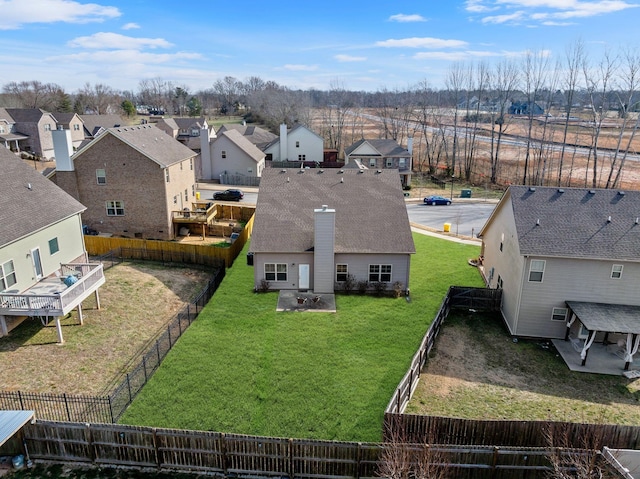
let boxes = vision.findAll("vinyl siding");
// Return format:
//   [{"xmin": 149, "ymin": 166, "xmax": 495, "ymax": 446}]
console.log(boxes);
[
  {"xmin": 334, "ymin": 253, "xmax": 411, "ymax": 290},
  {"xmin": 253, "ymin": 252, "xmax": 313, "ymax": 290},
  {"xmin": 518, "ymin": 256, "xmax": 640, "ymax": 338}
]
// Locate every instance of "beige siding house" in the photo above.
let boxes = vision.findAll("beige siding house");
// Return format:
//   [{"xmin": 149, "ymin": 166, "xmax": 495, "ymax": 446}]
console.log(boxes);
[
  {"xmin": 263, "ymin": 124, "xmax": 324, "ymax": 164},
  {"xmin": 344, "ymin": 139, "xmax": 413, "ymax": 188},
  {"xmin": 0, "ymin": 147, "xmax": 104, "ymax": 342},
  {"xmin": 250, "ymin": 168, "xmax": 415, "ymax": 293},
  {"xmin": 54, "ymin": 125, "xmax": 197, "ymax": 240},
  {"xmin": 479, "ymin": 186, "xmax": 640, "ymax": 359},
  {"xmin": 4, "ymin": 108, "xmax": 58, "ymax": 159}
]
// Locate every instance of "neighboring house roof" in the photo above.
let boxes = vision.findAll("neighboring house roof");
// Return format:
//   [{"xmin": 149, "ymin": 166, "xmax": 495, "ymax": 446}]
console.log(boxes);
[
  {"xmin": 217, "ymin": 124, "xmax": 277, "ymax": 149},
  {"xmin": 219, "ymin": 130, "xmax": 265, "ymax": 163},
  {"xmin": 53, "ymin": 112, "xmax": 80, "ymax": 126},
  {"xmin": 251, "ymin": 168, "xmax": 415, "ymax": 255},
  {"xmin": 157, "ymin": 118, "xmax": 179, "ymax": 131},
  {"xmin": 174, "ymin": 117, "xmax": 206, "ymax": 131},
  {"xmin": 4, "ymin": 108, "xmax": 48, "ymax": 124},
  {"xmin": 263, "ymin": 124, "xmax": 324, "ymax": 151},
  {"xmin": 0, "ymin": 108, "xmax": 13, "ymax": 122},
  {"xmin": 73, "ymin": 124, "xmax": 197, "ymax": 168},
  {"xmin": 483, "ymin": 185, "xmax": 640, "ymax": 261},
  {"xmin": 345, "ymin": 139, "xmax": 410, "ymax": 158},
  {"xmin": 0, "ymin": 147, "xmax": 85, "ymax": 248},
  {"xmin": 79, "ymin": 114, "xmax": 123, "ymax": 137}
]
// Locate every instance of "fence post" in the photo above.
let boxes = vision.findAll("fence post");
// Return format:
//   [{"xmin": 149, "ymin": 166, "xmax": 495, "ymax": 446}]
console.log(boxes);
[
  {"xmin": 396, "ymin": 388, "xmax": 401, "ymax": 414},
  {"xmin": 126, "ymin": 373, "xmax": 133, "ymax": 403},
  {"xmin": 143, "ymin": 357, "xmax": 148, "ymax": 382},
  {"xmin": 356, "ymin": 442, "xmax": 362, "ymax": 479},
  {"xmin": 153, "ymin": 428, "xmax": 161, "ymax": 470},
  {"xmin": 156, "ymin": 342, "xmax": 161, "ymax": 364},
  {"xmin": 63, "ymin": 393, "xmax": 71, "ymax": 421},
  {"xmin": 492, "ymin": 446, "xmax": 500, "ymax": 476},
  {"xmin": 86, "ymin": 423, "xmax": 95, "ymax": 463},
  {"xmin": 108, "ymin": 396, "xmax": 115, "ymax": 423},
  {"xmin": 221, "ymin": 432, "xmax": 228, "ymax": 478},
  {"xmin": 168, "ymin": 325, "xmax": 172, "ymax": 347},
  {"xmin": 18, "ymin": 390, "xmax": 24, "ymax": 410},
  {"xmin": 288, "ymin": 438, "xmax": 294, "ymax": 479}
]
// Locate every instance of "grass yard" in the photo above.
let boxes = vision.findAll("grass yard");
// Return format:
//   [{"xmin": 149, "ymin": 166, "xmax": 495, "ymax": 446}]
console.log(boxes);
[
  {"xmin": 0, "ymin": 262, "xmax": 212, "ymax": 395},
  {"xmin": 119, "ymin": 234, "xmax": 483, "ymax": 442},
  {"xmin": 406, "ymin": 311, "xmax": 640, "ymax": 425}
]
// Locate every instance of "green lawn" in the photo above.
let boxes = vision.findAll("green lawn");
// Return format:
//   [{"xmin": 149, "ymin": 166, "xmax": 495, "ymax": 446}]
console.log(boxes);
[{"xmin": 120, "ymin": 233, "xmax": 483, "ymax": 442}]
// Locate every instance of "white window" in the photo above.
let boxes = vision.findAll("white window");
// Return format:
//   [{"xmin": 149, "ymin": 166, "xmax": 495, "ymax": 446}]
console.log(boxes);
[
  {"xmin": 528, "ymin": 260, "xmax": 545, "ymax": 282},
  {"xmin": 611, "ymin": 264, "xmax": 623, "ymax": 279},
  {"xmin": 221, "ymin": 150, "xmax": 227, "ymax": 159},
  {"xmin": 165, "ymin": 169, "xmax": 170, "ymax": 182},
  {"xmin": 0, "ymin": 126, "xmax": 5, "ymax": 134},
  {"xmin": 173, "ymin": 196, "xmax": 177, "ymax": 205},
  {"xmin": 500, "ymin": 233, "xmax": 504, "ymax": 252},
  {"xmin": 552, "ymin": 307, "xmax": 568, "ymax": 321},
  {"xmin": 190, "ymin": 158, "xmax": 193, "ymax": 170},
  {"xmin": 1, "ymin": 260, "xmax": 17, "ymax": 290},
  {"xmin": 265, "ymin": 263, "xmax": 287, "ymax": 281},
  {"xmin": 106, "ymin": 200, "xmax": 125, "ymax": 216},
  {"xmin": 192, "ymin": 185, "xmax": 195, "ymax": 196},
  {"xmin": 399, "ymin": 158, "xmax": 406, "ymax": 168},
  {"xmin": 48, "ymin": 237, "xmax": 59, "ymax": 255},
  {"xmin": 96, "ymin": 169, "xmax": 106, "ymax": 185},
  {"xmin": 185, "ymin": 189, "xmax": 188, "ymax": 201},
  {"xmin": 298, "ymin": 155, "xmax": 306, "ymax": 161},
  {"xmin": 386, "ymin": 158, "xmax": 393, "ymax": 168},
  {"xmin": 296, "ymin": 141, "xmax": 300, "ymax": 148},
  {"xmin": 336, "ymin": 264, "xmax": 348, "ymax": 282},
  {"xmin": 44, "ymin": 124, "xmax": 51, "ymax": 131},
  {"xmin": 369, "ymin": 264, "xmax": 392, "ymax": 282},
  {"xmin": 369, "ymin": 159, "xmax": 376, "ymax": 167},
  {"xmin": 73, "ymin": 124, "xmax": 80, "ymax": 131},
  {"xmin": 180, "ymin": 161, "xmax": 183, "ymax": 170},
  {"xmin": 247, "ymin": 167, "xmax": 253, "ymax": 173}
]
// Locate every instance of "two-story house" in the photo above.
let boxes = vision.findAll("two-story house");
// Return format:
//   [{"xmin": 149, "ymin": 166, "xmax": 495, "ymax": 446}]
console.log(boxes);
[
  {"xmin": 263, "ymin": 124, "xmax": 324, "ymax": 164},
  {"xmin": 344, "ymin": 139, "xmax": 413, "ymax": 188},
  {"xmin": 4, "ymin": 108, "xmax": 59, "ymax": 159},
  {"xmin": 54, "ymin": 125, "xmax": 197, "ymax": 240}
]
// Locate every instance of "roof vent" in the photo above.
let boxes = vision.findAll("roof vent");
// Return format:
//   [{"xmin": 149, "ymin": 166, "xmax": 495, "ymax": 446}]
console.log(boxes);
[
  {"xmin": 557, "ymin": 188, "xmax": 564, "ymax": 193},
  {"xmin": 536, "ymin": 218, "xmax": 540, "ymax": 226},
  {"xmin": 340, "ymin": 177, "xmax": 344, "ymax": 183},
  {"xmin": 287, "ymin": 177, "xmax": 290, "ymax": 183},
  {"xmin": 607, "ymin": 216, "xmax": 612, "ymax": 223},
  {"xmin": 529, "ymin": 187, "xmax": 536, "ymax": 192},
  {"xmin": 589, "ymin": 190, "xmax": 596, "ymax": 194},
  {"xmin": 376, "ymin": 169, "xmax": 382, "ymax": 174},
  {"xmin": 635, "ymin": 218, "xmax": 639, "ymax": 225},
  {"xmin": 318, "ymin": 169, "xmax": 324, "ymax": 173},
  {"xmin": 618, "ymin": 191, "xmax": 625, "ymax": 196},
  {"xmin": 281, "ymin": 169, "xmax": 287, "ymax": 173},
  {"xmin": 27, "ymin": 183, "xmax": 32, "ymax": 190},
  {"xmin": 339, "ymin": 169, "xmax": 344, "ymax": 173}
]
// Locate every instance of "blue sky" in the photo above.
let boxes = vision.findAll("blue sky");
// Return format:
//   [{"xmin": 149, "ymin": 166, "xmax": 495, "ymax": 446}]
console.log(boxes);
[{"xmin": 0, "ymin": 0, "xmax": 638, "ymax": 93}]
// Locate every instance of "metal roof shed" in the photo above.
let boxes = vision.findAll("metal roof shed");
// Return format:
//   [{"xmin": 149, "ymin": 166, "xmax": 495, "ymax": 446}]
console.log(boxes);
[{"xmin": 0, "ymin": 410, "xmax": 34, "ymax": 450}]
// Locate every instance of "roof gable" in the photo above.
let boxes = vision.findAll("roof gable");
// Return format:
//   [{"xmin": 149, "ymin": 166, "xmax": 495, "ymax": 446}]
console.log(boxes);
[
  {"xmin": 506, "ymin": 185, "xmax": 640, "ymax": 261},
  {"xmin": 251, "ymin": 168, "xmax": 415, "ymax": 255},
  {"xmin": 0, "ymin": 148, "xmax": 85, "ymax": 248},
  {"xmin": 219, "ymin": 130, "xmax": 265, "ymax": 163}
]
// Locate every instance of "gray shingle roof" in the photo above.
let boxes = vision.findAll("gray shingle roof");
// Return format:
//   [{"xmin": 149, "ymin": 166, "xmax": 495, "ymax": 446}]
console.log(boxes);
[
  {"xmin": 0, "ymin": 148, "xmax": 85, "ymax": 248},
  {"xmin": 508, "ymin": 185, "xmax": 640, "ymax": 261},
  {"xmin": 251, "ymin": 168, "xmax": 415, "ymax": 254},
  {"xmin": 5, "ymin": 108, "xmax": 48, "ymax": 123},
  {"xmin": 344, "ymin": 139, "xmax": 410, "ymax": 157},
  {"xmin": 217, "ymin": 124, "xmax": 277, "ymax": 149},
  {"xmin": 74, "ymin": 124, "xmax": 196, "ymax": 168},
  {"xmin": 219, "ymin": 130, "xmax": 265, "ymax": 163},
  {"xmin": 79, "ymin": 114, "xmax": 123, "ymax": 137}
]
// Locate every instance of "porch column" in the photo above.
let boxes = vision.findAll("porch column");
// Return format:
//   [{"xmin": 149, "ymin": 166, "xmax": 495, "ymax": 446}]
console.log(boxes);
[
  {"xmin": 77, "ymin": 304, "xmax": 84, "ymax": 325},
  {"xmin": 0, "ymin": 315, "xmax": 7, "ymax": 337},
  {"xmin": 564, "ymin": 311, "xmax": 576, "ymax": 341},
  {"xmin": 55, "ymin": 317, "xmax": 64, "ymax": 344},
  {"xmin": 94, "ymin": 289, "xmax": 101, "ymax": 310},
  {"xmin": 580, "ymin": 330, "xmax": 597, "ymax": 366},
  {"xmin": 624, "ymin": 333, "xmax": 640, "ymax": 371}
]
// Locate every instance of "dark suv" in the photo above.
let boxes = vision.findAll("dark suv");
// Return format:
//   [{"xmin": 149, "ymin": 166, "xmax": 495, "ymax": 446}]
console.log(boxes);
[{"xmin": 213, "ymin": 189, "xmax": 244, "ymax": 201}]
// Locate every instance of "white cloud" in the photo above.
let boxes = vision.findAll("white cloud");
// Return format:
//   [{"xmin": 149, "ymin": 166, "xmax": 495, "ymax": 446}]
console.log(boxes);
[
  {"xmin": 68, "ymin": 32, "xmax": 173, "ymax": 50},
  {"xmin": 282, "ymin": 64, "xmax": 319, "ymax": 71},
  {"xmin": 481, "ymin": 11, "xmax": 526, "ymax": 23},
  {"xmin": 465, "ymin": 0, "xmax": 498, "ymax": 12},
  {"xmin": 122, "ymin": 22, "xmax": 140, "ymax": 30},
  {"xmin": 376, "ymin": 37, "xmax": 468, "ymax": 49},
  {"xmin": 334, "ymin": 54, "xmax": 366, "ymax": 62},
  {"xmin": 0, "ymin": 0, "xmax": 120, "ymax": 30},
  {"xmin": 388, "ymin": 13, "xmax": 427, "ymax": 22},
  {"xmin": 414, "ymin": 49, "xmax": 530, "ymax": 61},
  {"xmin": 47, "ymin": 49, "xmax": 202, "ymax": 65}
]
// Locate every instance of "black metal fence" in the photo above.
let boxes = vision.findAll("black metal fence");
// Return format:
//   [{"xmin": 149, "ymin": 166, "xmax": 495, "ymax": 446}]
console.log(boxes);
[{"xmin": 0, "ymin": 253, "xmax": 225, "ymax": 423}]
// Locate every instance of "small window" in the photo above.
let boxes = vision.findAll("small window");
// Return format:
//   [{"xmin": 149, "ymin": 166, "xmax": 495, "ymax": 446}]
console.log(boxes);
[
  {"xmin": 386, "ymin": 158, "xmax": 393, "ymax": 168},
  {"xmin": 189, "ymin": 158, "xmax": 193, "ymax": 170},
  {"xmin": 180, "ymin": 161, "xmax": 183, "ymax": 170},
  {"xmin": 611, "ymin": 264, "xmax": 623, "ymax": 279},
  {"xmin": 165, "ymin": 169, "xmax": 170, "ymax": 182},
  {"xmin": 296, "ymin": 141, "xmax": 300, "ymax": 148},
  {"xmin": 247, "ymin": 167, "xmax": 253, "ymax": 173},
  {"xmin": 552, "ymin": 307, "xmax": 568, "ymax": 321},
  {"xmin": 106, "ymin": 200, "xmax": 125, "ymax": 216},
  {"xmin": 265, "ymin": 263, "xmax": 287, "ymax": 282},
  {"xmin": 185, "ymin": 189, "xmax": 188, "ymax": 201},
  {"xmin": 44, "ymin": 124, "xmax": 51, "ymax": 131},
  {"xmin": 336, "ymin": 264, "xmax": 348, "ymax": 282},
  {"xmin": 528, "ymin": 260, "xmax": 545, "ymax": 282},
  {"xmin": 369, "ymin": 159, "xmax": 376, "ymax": 167},
  {"xmin": 173, "ymin": 196, "xmax": 177, "ymax": 205},
  {"xmin": 192, "ymin": 184, "xmax": 195, "ymax": 196},
  {"xmin": 298, "ymin": 155, "xmax": 306, "ymax": 161},
  {"xmin": 398, "ymin": 158, "xmax": 406, "ymax": 168},
  {"xmin": 500, "ymin": 233, "xmax": 504, "ymax": 252},
  {"xmin": 48, "ymin": 237, "xmax": 59, "ymax": 255},
  {"xmin": 497, "ymin": 275, "xmax": 503, "ymax": 289},
  {"xmin": 0, "ymin": 126, "xmax": 5, "ymax": 134},
  {"xmin": 96, "ymin": 169, "xmax": 106, "ymax": 185},
  {"xmin": 221, "ymin": 150, "xmax": 227, "ymax": 159},
  {"xmin": 1, "ymin": 259, "xmax": 17, "ymax": 290},
  {"xmin": 73, "ymin": 124, "xmax": 80, "ymax": 131}
]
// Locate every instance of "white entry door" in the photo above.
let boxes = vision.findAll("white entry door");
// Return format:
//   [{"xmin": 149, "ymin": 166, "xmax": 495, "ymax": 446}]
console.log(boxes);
[
  {"xmin": 299, "ymin": 264, "xmax": 310, "ymax": 290},
  {"xmin": 31, "ymin": 247, "xmax": 43, "ymax": 280}
]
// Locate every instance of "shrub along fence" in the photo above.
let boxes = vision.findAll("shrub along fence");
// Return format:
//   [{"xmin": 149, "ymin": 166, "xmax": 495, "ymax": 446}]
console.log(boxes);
[
  {"xmin": 0, "ymin": 253, "xmax": 225, "ymax": 424},
  {"xmin": 23, "ymin": 421, "xmax": 625, "ymax": 479}
]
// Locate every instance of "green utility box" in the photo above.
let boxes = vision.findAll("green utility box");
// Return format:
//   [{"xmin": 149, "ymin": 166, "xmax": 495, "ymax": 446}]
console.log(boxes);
[{"xmin": 460, "ymin": 189, "xmax": 472, "ymax": 198}]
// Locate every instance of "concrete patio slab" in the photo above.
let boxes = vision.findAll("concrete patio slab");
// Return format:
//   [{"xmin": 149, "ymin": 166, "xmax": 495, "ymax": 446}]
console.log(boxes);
[{"xmin": 276, "ymin": 290, "xmax": 336, "ymax": 313}]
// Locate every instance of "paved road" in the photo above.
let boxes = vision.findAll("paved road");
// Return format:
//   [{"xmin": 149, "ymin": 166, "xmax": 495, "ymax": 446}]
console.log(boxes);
[{"xmin": 407, "ymin": 201, "xmax": 496, "ymax": 238}]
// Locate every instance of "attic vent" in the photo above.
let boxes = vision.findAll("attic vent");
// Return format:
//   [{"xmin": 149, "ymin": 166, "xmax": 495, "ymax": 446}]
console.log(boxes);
[
  {"xmin": 27, "ymin": 183, "xmax": 32, "ymax": 190},
  {"xmin": 557, "ymin": 188, "xmax": 564, "ymax": 193},
  {"xmin": 281, "ymin": 169, "xmax": 287, "ymax": 173},
  {"xmin": 589, "ymin": 190, "xmax": 596, "ymax": 194},
  {"xmin": 340, "ymin": 177, "xmax": 344, "ymax": 183},
  {"xmin": 607, "ymin": 216, "xmax": 612, "ymax": 223},
  {"xmin": 536, "ymin": 219, "xmax": 540, "ymax": 226},
  {"xmin": 339, "ymin": 169, "xmax": 344, "ymax": 173},
  {"xmin": 636, "ymin": 218, "xmax": 639, "ymax": 225},
  {"xmin": 376, "ymin": 169, "xmax": 382, "ymax": 174},
  {"xmin": 287, "ymin": 177, "xmax": 290, "ymax": 183},
  {"xmin": 358, "ymin": 170, "xmax": 364, "ymax": 174},
  {"xmin": 618, "ymin": 191, "xmax": 626, "ymax": 196},
  {"xmin": 529, "ymin": 187, "xmax": 536, "ymax": 192},
  {"xmin": 318, "ymin": 169, "xmax": 324, "ymax": 173}
]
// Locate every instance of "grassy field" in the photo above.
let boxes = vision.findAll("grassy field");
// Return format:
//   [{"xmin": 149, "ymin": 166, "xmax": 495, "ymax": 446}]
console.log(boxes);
[
  {"xmin": 119, "ymin": 233, "xmax": 483, "ymax": 442},
  {"xmin": 407, "ymin": 311, "xmax": 640, "ymax": 425}
]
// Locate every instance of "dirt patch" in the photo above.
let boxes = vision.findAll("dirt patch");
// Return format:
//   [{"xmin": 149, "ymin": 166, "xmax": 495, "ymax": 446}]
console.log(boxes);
[
  {"xmin": 0, "ymin": 262, "xmax": 212, "ymax": 396},
  {"xmin": 407, "ymin": 312, "xmax": 640, "ymax": 425}
]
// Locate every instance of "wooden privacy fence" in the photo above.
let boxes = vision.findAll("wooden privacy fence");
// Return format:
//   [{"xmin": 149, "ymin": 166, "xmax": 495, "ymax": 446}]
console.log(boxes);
[
  {"xmin": 384, "ymin": 413, "xmax": 640, "ymax": 450},
  {"xmin": 0, "ymin": 266, "xmax": 225, "ymax": 424},
  {"xmin": 23, "ymin": 421, "xmax": 624, "ymax": 479},
  {"xmin": 85, "ymin": 211, "xmax": 253, "ymax": 268},
  {"xmin": 385, "ymin": 286, "xmax": 501, "ymax": 415}
]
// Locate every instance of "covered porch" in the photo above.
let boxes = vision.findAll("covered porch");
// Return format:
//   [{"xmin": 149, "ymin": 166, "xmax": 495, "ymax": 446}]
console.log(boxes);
[
  {"xmin": 554, "ymin": 301, "xmax": 640, "ymax": 376},
  {"xmin": 0, "ymin": 262, "xmax": 105, "ymax": 344}
]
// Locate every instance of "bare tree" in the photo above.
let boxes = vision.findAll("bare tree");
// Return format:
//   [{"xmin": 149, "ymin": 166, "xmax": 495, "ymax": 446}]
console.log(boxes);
[
  {"xmin": 2, "ymin": 80, "xmax": 66, "ymax": 110},
  {"xmin": 138, "ymin": 77, "xmax": 173, "ymax": 113},
  {"xmin": 213, "ymin": 76, "xmax": 242, "ymax": 114},
  {"xmin": 77, "ymin": 82, "xmax": 119, "ymax": 115},
  {"xmin": 445, "ymin": 63, "xmax": 465, "ymax": 176}
]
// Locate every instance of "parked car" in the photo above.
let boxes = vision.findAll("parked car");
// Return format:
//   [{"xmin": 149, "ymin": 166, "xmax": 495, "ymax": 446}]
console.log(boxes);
[
  {"xmin": 424, "ymin": 195, "xmax": 452, "ymax": 206},
  {"xmin": 213, "ymin": 189, "xmax": 244, "ymax": 201}
]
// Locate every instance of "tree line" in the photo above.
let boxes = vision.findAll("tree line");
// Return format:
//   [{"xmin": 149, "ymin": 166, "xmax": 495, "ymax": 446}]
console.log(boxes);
[{"xmin": 2, "ymin": 41, "xmax": 639, "ymax": 188}]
